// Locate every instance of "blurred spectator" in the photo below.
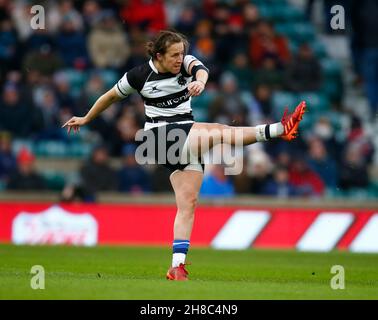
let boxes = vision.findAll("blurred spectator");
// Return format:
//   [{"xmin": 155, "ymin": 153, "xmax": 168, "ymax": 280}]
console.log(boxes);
[
  {"xmin": 339, "ymin": 144, "xmax": 369, "ymax": 190},
  {"xmin": 227, "ymin": 52, "xmax": 254, "ymax": 91},
  {"xmin": 118, "ymin": 144, "xmax": 151, "ymax": 193},
  {"xmin": 276, "ymin": 150, "xmax": 292, "ymax": 168},
  {"xmin": 11, "ymin": 0, "xmax": 34, "ymax": 40},
  {"xmin": 79, "ymin": 145, "xmax": 118, "ymax": 201},
  {"xmin": 289, "ymin": 157, "xmax": 325, "ymax": 197},
  {"xmin": 200, "ymin": 164, "xmax": 235, "ymax": 198},
  {"xmin": 350, "ymin": 0, "xmax": 378, "ymax": 115},
  {"xmin": 346, "ymin": 115, "xmax": 374, "ymax": 165},
  {"xmin": 311, "ymin": 116, "xmax": 345, "ymax": 164},
  {"xmin": 249, "ymin": 20, "xmax": 291, "ymax": 69},
  {"xmin": 247, "ymin": 146, "xmax": 273, "ymax": 195},
  {"xmin": 78, "ymin": 71, "xmax": 105, "ymax": 107},
  {"xmin": 165, "ymin": 0, "xmax": 192, "ymax": 27},
  {"xmin": 56, "ymin": 14, "xmax": 89, "ymax": 68},
  {"xmin": 47, "ymin": 0, "xmax": 84, "ymax": 34},
  {"xmin": 7, "ymin": 147, "xmax": 46, "ymax": 190},
  {"xmin": 22, "ymin": 44, "xmax": 64, "ymax": 77},
  {"xmin": 88, "ymin": 10, "xmax": 130, "ymax": 70},
  {"xmin": 249, "ymin": 83, "xmax": 273, "ymax": 121},
  {"xmin": 174, "ymin": 5, "xmax": 199, "ymax": 38},
  {"xmin": 242, "ymin": 2, "xmax": 260, "ymax": 35},
  {"xmin": 120, "ymin": 0, "xmax": 167, "ymax": 34},
  {"xmin": 306, "ymin": 137, "xmax": 338, "ymax": 189},
  {"xmin": 4, "ymin": 70, "xmax": 22, "ymax": 86},
  {"xmin": 77, "ymin": 72, "xmax": 119, "ymax": 143},
  {"xmin": 212, "ymin": 3, "xmax": 246, "ymax": 63},
  {"xmin": 0, "ymin": 0, "xmax": 11, "ymax": 22},
  {"xmin": 0, "ymin": 131, "xmax": 16, "ymax": 184},
  {"xmin": 285, "ymin": 43, "xmax": 323, "ymax": 92},
  {"xmin": 25, "ymin": 28, "xmax": 55, "ymax": 52},
  {"xmin": 33, "ymin": 87, "xmax": 64, "ymax": 140},
  {"xmin": 0, "ymin": 84, "xmax": 35, "ymax": 137},
  {"xmin": 253, "ymin": 56, "xmax": 284, "ymax": 90},
  {"xmin": 113, "ymin": 106, "xmax": 142, "ymax": 155},
  {"xmin": 82, "ymin": 0, "xmax": 103, "ymax": 30},
  {"xmin": 262, "ymin": 165, "xmax": 297, "ymax": 198},
  {"xmin": 208, "ymin": 72, "xmax": 249, "ymax": 125},
  {"xmin": 190, "ymin": 19, "xmax": 222, "ymax": 81},
  {"xmin": 191, "ymin": 20, "xmax": 215, "ymax": 63},
  {"xmin": 0, "ymin": 18, "xmax": 21, "ymax": 80},
  {"xmin": 233, "ymin": 156, "xmax": 252, "ymax": 193},
  {"xmin": 124, "ymin": 27, "xmax": 149, "ymax": 70},
  {"xmin": 53, "ymin": 71, "xmax": 76, "ymax": 113}
]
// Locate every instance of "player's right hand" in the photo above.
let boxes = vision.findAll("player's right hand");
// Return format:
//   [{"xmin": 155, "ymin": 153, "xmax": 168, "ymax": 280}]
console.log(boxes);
[
  {"xmin": 62, "ymin": 116, "xmax": 88, "ymax": 134},
  {"xmin": 188, "ymin": 80, "xmax": 205, "ymax": 97}
]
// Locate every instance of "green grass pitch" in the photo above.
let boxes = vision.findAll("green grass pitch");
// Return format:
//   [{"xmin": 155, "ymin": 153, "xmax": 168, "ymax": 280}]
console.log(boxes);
[{"xmin": 0, "ymin": 244, "xmax": 377, "ymax": 299}]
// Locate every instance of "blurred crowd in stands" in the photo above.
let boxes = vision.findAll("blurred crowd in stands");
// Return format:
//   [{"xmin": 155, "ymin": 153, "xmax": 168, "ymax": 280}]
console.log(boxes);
[{"xmin": 0, "ymin": 0, "xmax": 377, "ymax": 201}]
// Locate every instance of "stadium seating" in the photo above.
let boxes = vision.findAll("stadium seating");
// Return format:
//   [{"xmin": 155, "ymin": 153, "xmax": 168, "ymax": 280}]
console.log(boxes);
[
  {"xmin": 63, "ymin": 69, "xmax": 88, "ymax": 98},
  {"xmin": 255, "ymin": 0, "xmax": 304, "ymax": 21},
  {"xmin": 298, "ymin": 92, "xmax": 330, "ymax": 113},
  {"xmin": 42, "ymin": 171, "xmax": 66, "ymax": 191},
  {"xmin": 271, "ymin": 91, "xmax": 297, "ymax": 120},
  {"xmin": 274, "ymin": 22, "xmax": 315, "ymax": 43}
]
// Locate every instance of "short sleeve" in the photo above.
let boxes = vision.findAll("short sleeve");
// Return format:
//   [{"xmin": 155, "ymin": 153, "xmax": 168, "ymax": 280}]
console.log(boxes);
[
  {"xmin": 183, "ymin": 55, "xmax": 204, "ymax": 75},
  {"xmin": 114, "ymin": 73, "xmax": 136, "ymax": 98}
]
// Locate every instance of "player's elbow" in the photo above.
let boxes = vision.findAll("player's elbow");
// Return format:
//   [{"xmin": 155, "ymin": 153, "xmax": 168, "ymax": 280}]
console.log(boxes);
[{"xmin": 103, "ymin": 88, "xmax": 122, "ymax": 104}]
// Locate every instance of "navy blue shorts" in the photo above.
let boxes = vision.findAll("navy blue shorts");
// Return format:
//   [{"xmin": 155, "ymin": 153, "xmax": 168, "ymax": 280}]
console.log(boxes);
[{"xmin": 147, "ymin": 122, "xmax": 205, "ymax": 173}]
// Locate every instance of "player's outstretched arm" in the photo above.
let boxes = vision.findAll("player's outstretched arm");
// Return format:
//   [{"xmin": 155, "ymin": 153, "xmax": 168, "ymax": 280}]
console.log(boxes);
[{"xmin": 62, "ymin": 87, "xmax": 122, "ymax": 134}]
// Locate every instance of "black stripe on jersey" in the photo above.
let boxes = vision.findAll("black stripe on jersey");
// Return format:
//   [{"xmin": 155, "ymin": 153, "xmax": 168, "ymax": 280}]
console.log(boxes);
[
  {"xmin": 126, "ymin": 63, "xmax": 152, "ymax": 92},
  {"xmin": 147, "ymin": 72, "xmax": 177, "ymax": 82},
  {"xmin": 143, "ymin": 88, "xmax": 190, "ymax": 108}
]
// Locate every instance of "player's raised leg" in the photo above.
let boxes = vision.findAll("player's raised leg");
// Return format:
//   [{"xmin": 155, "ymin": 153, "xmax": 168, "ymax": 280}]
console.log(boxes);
[
  {"xmin": 166, "ymin": 169, "xmax": 203, "ymax": 281},
  {"xmin": 187, "ymin": 101, "xmax": 307, "ymax": 157}
]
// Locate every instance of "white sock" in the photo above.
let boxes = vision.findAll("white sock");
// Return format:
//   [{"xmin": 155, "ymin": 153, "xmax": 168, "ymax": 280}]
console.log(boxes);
[
  {"xmin": 255, "ymin": 123, "xmax": 284, "ymax": 141},
  {"xmin": 172, "ymin": 253, "xmax": 186, "ymax": 267},
  {"xmin": 270, "ymin": 122, "xmax": 284, "ymax": 137}
]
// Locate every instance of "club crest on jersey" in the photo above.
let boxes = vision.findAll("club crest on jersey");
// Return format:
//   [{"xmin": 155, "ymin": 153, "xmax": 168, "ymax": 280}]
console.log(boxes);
[{"xmin": 177, "ymin": 75, "xmax": 187, "ymax": 86}]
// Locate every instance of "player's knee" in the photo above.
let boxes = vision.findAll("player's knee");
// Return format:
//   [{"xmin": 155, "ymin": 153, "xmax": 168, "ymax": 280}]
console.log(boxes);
[
  {"xmin": 210, "ymin": 123, "xmax": 230, "ymax": 145},
  {"xmin": 184, "ymin": 193, "xmax": 198, "ymax": 210},
  {"xmin": 178, "ymin": 190, "xmax": 198, "ymax": 212},
  {"xmin": 214, "ymin": 123, "xmax": 230, "ymax": 132}
]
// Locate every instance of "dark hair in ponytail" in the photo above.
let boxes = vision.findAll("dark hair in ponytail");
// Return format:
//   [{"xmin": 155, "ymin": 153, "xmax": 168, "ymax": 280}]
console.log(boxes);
[{"xmin": 146, "ymin": 30, "xmax": 189, "ymax": 59}]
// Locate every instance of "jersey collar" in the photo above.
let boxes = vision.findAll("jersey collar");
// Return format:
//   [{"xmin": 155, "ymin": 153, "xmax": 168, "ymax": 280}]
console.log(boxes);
[{"xmin": 149, "ymin": 59, "xmax": 159, "ymax": 74}]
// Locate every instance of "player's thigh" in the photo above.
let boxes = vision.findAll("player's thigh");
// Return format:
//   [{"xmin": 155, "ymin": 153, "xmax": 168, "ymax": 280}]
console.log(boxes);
[{"xmin": 187, "ymin": 122, "xmax": 228, "ymax": 155}]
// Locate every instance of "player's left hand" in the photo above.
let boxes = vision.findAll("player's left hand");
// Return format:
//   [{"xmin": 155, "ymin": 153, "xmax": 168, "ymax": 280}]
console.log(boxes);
[{"xmin": 188, "ymin": 80, "xmax": 205, "ymax": 97}]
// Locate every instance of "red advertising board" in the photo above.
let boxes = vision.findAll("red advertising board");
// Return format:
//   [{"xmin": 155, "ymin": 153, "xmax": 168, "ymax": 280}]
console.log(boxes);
[{"xmin": 0, "ymin": 202, "xmax": 377, "ymax": 252}]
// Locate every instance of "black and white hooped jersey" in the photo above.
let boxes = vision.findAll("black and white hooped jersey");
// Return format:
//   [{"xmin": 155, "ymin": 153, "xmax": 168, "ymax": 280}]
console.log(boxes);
[{"xmin": 114, "ymin": 55, "xmax": 205, "ymax": 123}]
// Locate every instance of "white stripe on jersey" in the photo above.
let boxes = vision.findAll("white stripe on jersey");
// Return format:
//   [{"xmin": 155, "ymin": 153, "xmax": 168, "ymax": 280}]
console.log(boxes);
[
  {"xmin": 114, "ymin": 73, "xmax": 136, "ymax": 98},
  {"xmin": 183, "ymin": 55, "xmax": 198, "ymax": 70}
]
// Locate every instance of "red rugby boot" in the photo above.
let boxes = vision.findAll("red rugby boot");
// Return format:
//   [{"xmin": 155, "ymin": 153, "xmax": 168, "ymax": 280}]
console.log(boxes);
[
  {"xmin": 166, "ymin": 263, "xmax": 189, "ymax": 281},
  {"xmin": 280, "ymin": 101, "xmax": 307, "ymax": 141}
]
